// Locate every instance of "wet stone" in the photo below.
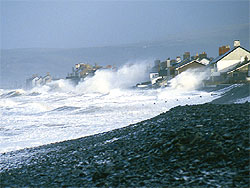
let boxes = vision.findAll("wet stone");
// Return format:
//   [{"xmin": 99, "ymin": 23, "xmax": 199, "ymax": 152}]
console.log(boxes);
[{"xmin": 0, "ymin": 103, "xmax": 249, "ymax": 187}]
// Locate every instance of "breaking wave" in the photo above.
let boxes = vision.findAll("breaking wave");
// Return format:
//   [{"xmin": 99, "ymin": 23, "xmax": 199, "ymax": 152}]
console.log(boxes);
[
  {"xmin": 0, "ymin": 89, "xmax": 25, "ymax": 98},
  {"xmin": 30, "ymin": 79, "xmax": 75, "ymax": 94},
  {"xmin": 76, "ymin": 62, "xmax": 151, "ymax": 94},
  {"xmin": 8, "ymin": 61, "xmax": 152, "ymax": 96},
  {"xmin": 169, "ymin": 68, "xmax": 210, "ymax": 91},
  {"xmin": 0, "ymin": 61, "xmax": 224, "ymax": 154}
]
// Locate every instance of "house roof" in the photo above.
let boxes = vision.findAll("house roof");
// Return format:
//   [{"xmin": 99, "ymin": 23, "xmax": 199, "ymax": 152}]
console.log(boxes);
[
  {"xmin": 175, "ymin": 59, "xmax": 205, "ymax": 70},
  {"xmin": 150, "ymin": 65, "xmax": 159, "ymax": 73},
  {"xmin": 197, "ymin": 57, "xmax": 210, "ymax": 62},
  {"xmin": 227, "ymin": 60, "xmax": 250, "ymax": 74},
  {"xmin": 174, "ymin": 59, "xmax": 190, "ymax": 68},
  {"xmin": 208, "ymin": 46, "xmax": 250, "ymax": 66},
  {"xmin": 159, "ymin": 69, "xmax": 168, "ymax": 76},
  {"xmin": 171, "ymin": 62, "xmax": 178, "ymax": 67}
]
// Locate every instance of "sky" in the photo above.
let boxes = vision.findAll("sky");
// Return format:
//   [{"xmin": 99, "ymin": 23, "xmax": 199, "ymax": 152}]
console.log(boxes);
[{"xmin": 0, "ymin": 0, "xmax": 249, "ymax": 49}]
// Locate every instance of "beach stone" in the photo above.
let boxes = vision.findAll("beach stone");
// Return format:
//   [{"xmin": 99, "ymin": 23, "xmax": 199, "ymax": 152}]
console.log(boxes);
[{"xmin": 0, "ymin": 102, "xmax": 249, "ymax": 187}]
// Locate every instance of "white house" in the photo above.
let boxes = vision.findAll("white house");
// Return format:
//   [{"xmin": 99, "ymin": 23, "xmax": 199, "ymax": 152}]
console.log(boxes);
[
  {"xmin": 209, "ymin": 40, "xmax": 250, "ymax": 75},
  {"xmin": 175, "ymin": 60, "xmax": 206, "ymax": 74},
  {"xmin": 149, "ymin": 72, "xmax": 160, "ymax": 85}
]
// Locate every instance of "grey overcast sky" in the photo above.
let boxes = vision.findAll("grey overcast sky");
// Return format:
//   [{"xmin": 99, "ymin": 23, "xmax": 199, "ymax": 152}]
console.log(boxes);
[{"xmin": 0, "ymin": 0, "xmax": 249, "ymax": 49}]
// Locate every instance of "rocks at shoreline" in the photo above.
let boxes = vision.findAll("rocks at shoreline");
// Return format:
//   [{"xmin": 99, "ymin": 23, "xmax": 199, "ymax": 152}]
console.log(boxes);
[
  {"xmin": 210, "ymin": 84, "xmax": 250, "ymax": 104},
  {"xmin": 1, "ymin": 103, "xmax": 249, "ymax": 187}
]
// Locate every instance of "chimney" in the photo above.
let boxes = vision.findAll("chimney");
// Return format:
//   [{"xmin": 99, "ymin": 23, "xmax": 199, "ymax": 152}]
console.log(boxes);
[
  {"xmin": 183, "ymin": 52, "xmax": 190, "ymax": 60},
  {"xmin": 234, "ymin": 40, "xmax": 240, "ymax": 48},
  {"xmin": 176, "ymin": 56, "xmax": 181, "ymax": 63},
  {"xmin": 154, "ymin": 59, "xmax": 160, "ymax": 67},
  {"xmin": 219, "ymin": 45, "xmax": 230, "ymax": 56},
  {"xmin": 166, "ymin": 58, "xmax": 171, "ymax": 67}
]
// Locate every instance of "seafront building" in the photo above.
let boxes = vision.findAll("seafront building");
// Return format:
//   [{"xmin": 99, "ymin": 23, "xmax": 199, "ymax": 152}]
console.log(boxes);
[
  {"xmin": 26, "ymin": 73, "xmax": 52, "ymax": 89},
  {"xmin": 208, "ymin": 40, "xmax": 249, "ymax": 73},
  {"xmin": 148, "ymin": 51, "xmax": 212, "ymax": 87},
  {"xmin": 66, "ymin": 63, "xmax": 101, "ymax": 85},
  {"xmin": 219, "ymin": 45, "xmax": 230, "ymax": 56},
  {"xmin": 225, "ymin": 59, "xmax": 250, "ymax": 83},
  {"xmin": 175, "ymin": 60, "xmax": 206, "ymax": 75},
  {"xmin": 148, "ymin": 40, "xmax": 250, "ymax": 87},
  {"xmin": 66, "ymin": 63, "xmax": 115, "ymax": 85},
  {"xmin": 25, "ymin": 40, "xmax": 249, "ymax": 89},
  {"xmin": 207, "ymin": 40, "xmax": 250, "ymax": 84}
]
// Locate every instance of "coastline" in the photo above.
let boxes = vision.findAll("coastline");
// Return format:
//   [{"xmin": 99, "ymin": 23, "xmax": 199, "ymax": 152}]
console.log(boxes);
[
  {"xmin": 1, "ymin": 2, "xmax": 249, "ymax": 187},
  {"xmin": 209, "ymin": 83, "xmax": 250, "ymax": 104},
  {"xmin": 1, "ymin": 100, "xmax": 249, "ymax": 187}
]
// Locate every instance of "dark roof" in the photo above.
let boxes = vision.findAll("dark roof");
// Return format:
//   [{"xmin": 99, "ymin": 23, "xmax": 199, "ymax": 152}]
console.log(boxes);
[
  {"xmin": 159, "ymin": 69, "xmax": 168, "ymax": 76},
  {"xmin": 208, "ymin": 46, "xmax": 250, "ymax": 66},
  {"xmin": 227, "ymin": 60, "xmax": 250, "ymax": 74},
  {"xmin": 174, "ymin": 59, "xmax": 190, "ymax": 68},
  {"xmin": 175, "ymin": 59, "xmax": 204, "ymax": 69},
  {"xmin": 197, "ymin": 57, "xmax": 210, "ymax": 62},
  {"xmin": 171, "ymin": 62, "xmax": 178, "ymax": 67},
  {"xmin": 150, "ymin": 65, "xmax": 159, "ymax": 73}
]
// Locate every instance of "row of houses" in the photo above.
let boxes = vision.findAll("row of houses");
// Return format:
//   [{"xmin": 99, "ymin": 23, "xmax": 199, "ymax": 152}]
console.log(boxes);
[
  {"xmin": 26, "ymin": 73, "xmax": 52, "ymax": 89},
  {"xmin": 66, "ymin": 63, "xmax": 116, "ymax": 85},
  {"xmin": 145, "ymin": 40, "xmax": 250, "ymax": 87}
]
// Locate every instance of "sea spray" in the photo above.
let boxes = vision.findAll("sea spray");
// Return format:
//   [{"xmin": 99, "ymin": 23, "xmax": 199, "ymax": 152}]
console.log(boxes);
[
  {"xmin": 157, "ymin": 68, "xmax": 211, "ymax": 100},
  {"xmin": 0, "ymin": 85, "xmax": 218, "ymax": 153},
  {"xmin": 76, "ymin": 62, "xmax": 151, "ymax": 94},
  {"xmin": 0, "ymin": 61, "xmax": 221, "ymax": 154},
  {"xmin": 0, "ymin": 89, "xmax": 26, "ymax": 98},
  {"xmin": 22, "ymin": 61, "xmax": 152, "ymax": 95},
  {"xmin": 30, "ymin": 79, "xmax": 75, "ymax": 94},
  {"xmin": 169, "ymin": 68, "xmax": 210, "ymax": 91}
]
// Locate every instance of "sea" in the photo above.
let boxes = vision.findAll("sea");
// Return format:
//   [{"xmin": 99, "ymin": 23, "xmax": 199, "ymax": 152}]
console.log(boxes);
[{"xmin": 0, "ymin": 64, "xmax": 225, "ymax": 154}]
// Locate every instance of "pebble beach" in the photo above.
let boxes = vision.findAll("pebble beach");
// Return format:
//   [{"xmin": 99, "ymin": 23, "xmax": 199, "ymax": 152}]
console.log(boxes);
[{"xmin": 1, "ymin": 84, "xmax": 249, "ymax": 187}]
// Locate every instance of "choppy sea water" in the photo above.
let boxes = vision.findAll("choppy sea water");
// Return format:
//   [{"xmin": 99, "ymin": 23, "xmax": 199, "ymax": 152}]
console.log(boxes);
[{"xmin": 0, "ymin": 79, "xmax": 220, "ymax": 154}]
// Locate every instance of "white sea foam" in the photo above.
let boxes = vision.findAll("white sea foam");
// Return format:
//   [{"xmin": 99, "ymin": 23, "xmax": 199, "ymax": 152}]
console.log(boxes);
[
  {"xmin": 169, "ymin": 68, "xmax": 210, "ymax": 91},
  {"xmin": 0, "ymin": 63, "xmax": 221, "ymax": 153},
  {"xmin": 0, "ymin": 88, "xmax": 219, "ymax": 153},
  {"xmin": 30, "ymin": 79, "xmax": 74, "ymax": 94},
  {"xmin": 76, "ymin": 62, "xmax": 150, "ymax": 94}
]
